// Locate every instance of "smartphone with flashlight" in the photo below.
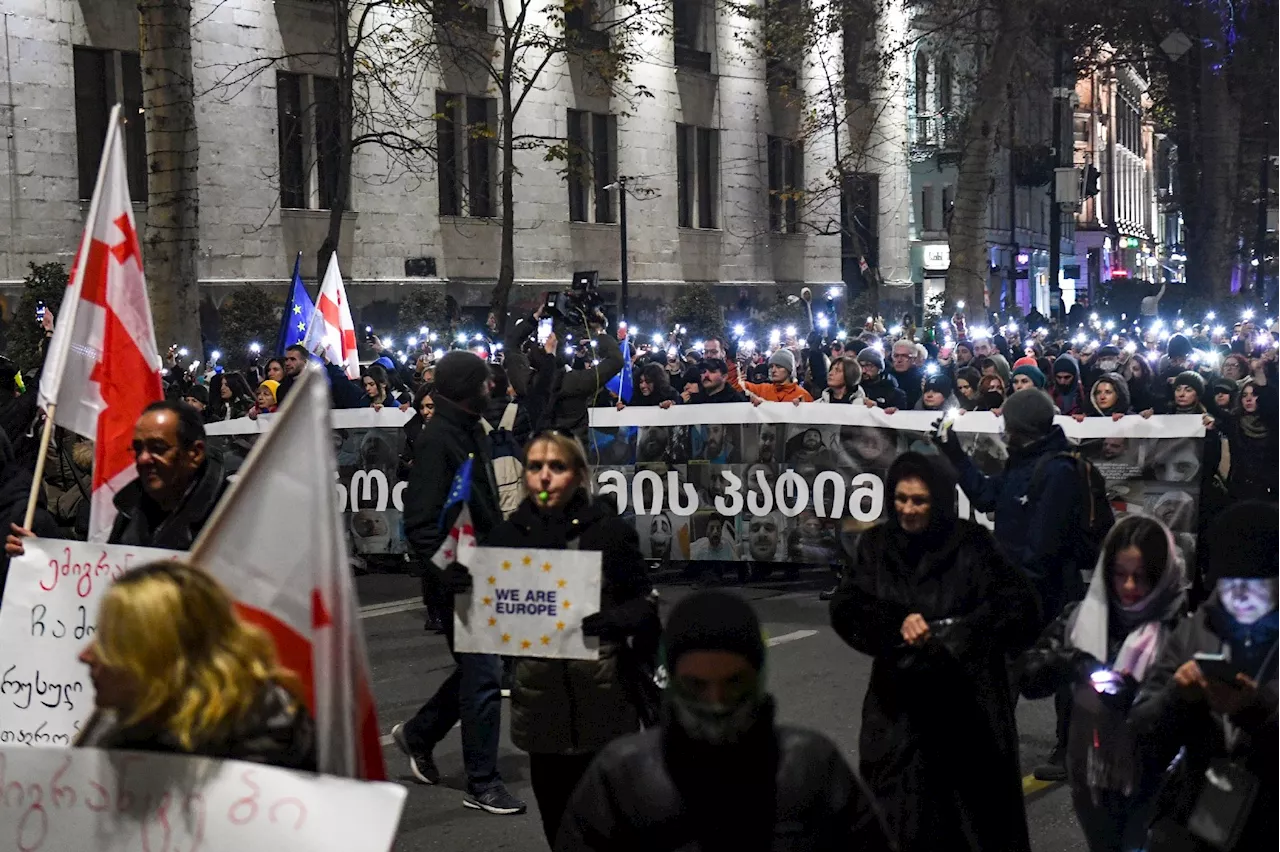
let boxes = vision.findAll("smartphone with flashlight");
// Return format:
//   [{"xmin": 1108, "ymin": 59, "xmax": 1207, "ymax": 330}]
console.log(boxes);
[
  {"xmin": 537, "ymin": 317, "xmax": 554, "ymax": 345},
  {"xmin": 34, "ymin": 301, "xmax": 45, "ymax": 325},
  {"xmin": 1194, "ymin": 652, "xmax": 1245, "ymax": 684}
]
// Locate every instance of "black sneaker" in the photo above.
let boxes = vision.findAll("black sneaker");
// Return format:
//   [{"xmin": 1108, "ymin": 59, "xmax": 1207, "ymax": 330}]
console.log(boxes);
[
  {"xmin": 1032, "ymin": 745, "xmax": 1067, "ymax": 782},
  {"xmin": 391, "ymin": 723, "xmax": 440, "ymax": 785},
  {"xmin": 463, "ymin": 785, "xmax": 527, "ymax": 815}
]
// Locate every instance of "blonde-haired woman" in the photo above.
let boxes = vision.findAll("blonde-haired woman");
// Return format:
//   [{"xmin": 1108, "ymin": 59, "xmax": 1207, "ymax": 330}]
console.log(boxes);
[
  {"xmin": 76, "ymin": 561, "xmax": 316, "ymax": 770},
  {"xmin": 487, "ymin": 430, "xmax": 654, "ymax": 847}
]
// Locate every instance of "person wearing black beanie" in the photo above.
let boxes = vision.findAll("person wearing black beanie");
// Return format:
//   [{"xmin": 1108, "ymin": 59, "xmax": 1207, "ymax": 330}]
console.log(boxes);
[
  {"xmin": 830, "ymin": 452, "xmax": 1040, "ymax": 852},
  {"xmin": 1132, "ymin": 501, "xmax": 1278, "ymax": 850},
  {"xmin": 395, "ymin": 350, "xmax": 525, "ymax": 816},
  {"xmin": 557, "ymin": 589, "xmax": 895, "ymax": 851}
]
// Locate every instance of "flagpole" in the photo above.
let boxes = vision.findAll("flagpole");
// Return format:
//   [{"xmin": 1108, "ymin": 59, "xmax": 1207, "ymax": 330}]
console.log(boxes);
[
  {"xmin": 22, "ymin": 405, "xmax": 56, "ymax": 530},
  {"xmin": 24, "ymin": 104, "xmax": 125, "ymax": 531}
]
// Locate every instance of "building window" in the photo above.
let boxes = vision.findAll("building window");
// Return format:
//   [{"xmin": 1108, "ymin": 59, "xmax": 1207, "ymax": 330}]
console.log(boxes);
[
  {"xmin": 435, "ymin": 93, "xmax": 497, "ymax": 218},
  {"xmin": 567, "ymin": 109, "xmax": 617, "ymax": 223},
  {"xmin": 275, "ymin": 71, "xmax": 344, "ymax": 210},
  {"xmin": 767, "ymin": 136, "xmax": 803, "ymax": 233},
  {"xmin": 73, "ymin": 46, "xmax": 147, "ymax": 202},
  {"xmin": 842, "ymin": 173, "xmax": 878, "ymax": 284},
  {"xmin": 942, "ymin": 185, "xmax": 953, "ymax": 231},
  {"xmin": 914, "ymin": 50, "xmax": 930, "ymax": 142},
  {"xmin": 936, "ymin": 55, "xmax": 952, "ymax": 112},
  {"xmin": 676, "ymin": 123, "xmax": 718, "ymax": 229},
  {"xmin": 673, "ymin": 0, "xmax": 712, "ymax": 71},
  {"xmin": 920, "ymin": 185, "xmax": 936, "ymax": 232},
  {"xmin": 565, "ymin": 0, "xmax": 608, "ymax": 48},
  {"xmin": 435, "ymin": 0, "xmax": 489, "ymax": 31}
]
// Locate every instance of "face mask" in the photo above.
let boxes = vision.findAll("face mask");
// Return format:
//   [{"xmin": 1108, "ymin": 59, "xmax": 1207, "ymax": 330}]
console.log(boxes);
[
  {"xmin": 667, "ymin": 690, "xmax": 763, "ymax": 746},
  {"xmin": 1098, "ymin": 358, "xmax": 1118, "ymax": 372}
]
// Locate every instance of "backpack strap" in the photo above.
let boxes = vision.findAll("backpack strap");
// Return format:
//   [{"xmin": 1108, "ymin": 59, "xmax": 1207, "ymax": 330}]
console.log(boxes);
[
  {"xmin": 499, "ymin": 402, "xmax": 518, "ymax": 431},
  {"xmin": 480, "ymin": 418, "xmax": 494, "ymax": 436}
]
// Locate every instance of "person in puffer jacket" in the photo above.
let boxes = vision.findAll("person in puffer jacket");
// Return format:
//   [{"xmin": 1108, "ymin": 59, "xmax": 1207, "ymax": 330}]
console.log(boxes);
[{"xmin": 490, "ymin": 431, "xmax": 654, "ymax": 848}]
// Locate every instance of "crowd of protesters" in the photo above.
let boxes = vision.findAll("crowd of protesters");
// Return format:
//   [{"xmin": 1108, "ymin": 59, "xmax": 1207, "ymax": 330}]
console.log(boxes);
[{"xmin": 0, "ymin": 291, "xmax": 1272, "ymax": 851}]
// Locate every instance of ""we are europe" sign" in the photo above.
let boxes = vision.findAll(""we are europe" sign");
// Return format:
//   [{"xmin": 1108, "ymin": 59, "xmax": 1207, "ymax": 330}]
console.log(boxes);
[{"xmin": 454, "ymin": 547, "xmax": 602, "ymax": 661}]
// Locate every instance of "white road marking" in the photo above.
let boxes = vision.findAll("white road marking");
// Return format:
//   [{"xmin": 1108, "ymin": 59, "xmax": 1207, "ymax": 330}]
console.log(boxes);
[
  {"xmin": 359, "ymin": 598, "xmax": 423, "ymax": 619},
  {"xmin": 766, "ymin": 629, "xmax": 818, "ymax": 647}
]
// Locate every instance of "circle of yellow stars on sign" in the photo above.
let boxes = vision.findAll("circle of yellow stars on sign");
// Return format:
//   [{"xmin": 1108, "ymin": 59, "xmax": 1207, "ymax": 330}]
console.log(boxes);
[{"xmin": 479, "ymin": 552, "xmax": 574, "ymax": 653}]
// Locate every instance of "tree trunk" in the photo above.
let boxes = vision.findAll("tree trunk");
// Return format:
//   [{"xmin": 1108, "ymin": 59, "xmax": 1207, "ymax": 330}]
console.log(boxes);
[
  {"xmin": 947, "ymin": 20, "xmax": 1023, "ymax": 317},
  {"xmin": 1192, "ymin": 62, "xmax": 1242, "ymax": 301},
  {"xmin": 320, "ymin": 0, "xmax": 355, "ymax": 280},
  {"xmin": 490, "ymin": 89, "xmax": 517, "ymax": 336},
  {"xmin": 139, "ymin": 0, "xmax": 201, "ymax": 353}
]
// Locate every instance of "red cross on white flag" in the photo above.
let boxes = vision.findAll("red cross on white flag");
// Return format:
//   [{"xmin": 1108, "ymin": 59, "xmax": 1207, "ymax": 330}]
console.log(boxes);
[
  {"xmin": 302, "ymin": 254, "xmax": 359, "ymax": 379},
  {"xmin": 39, "ymin": 104, "xmax": 163, "ymax": 542}
]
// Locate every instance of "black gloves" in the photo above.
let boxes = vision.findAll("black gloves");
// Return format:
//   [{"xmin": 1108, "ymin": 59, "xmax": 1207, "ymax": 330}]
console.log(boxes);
[
  {"xmin": 442, "ymin": 563, "xmax": 473, "ymax": 595},
  {"xmin": 581, "ymin": 598, "xmax": 655, "ymax": 640}
]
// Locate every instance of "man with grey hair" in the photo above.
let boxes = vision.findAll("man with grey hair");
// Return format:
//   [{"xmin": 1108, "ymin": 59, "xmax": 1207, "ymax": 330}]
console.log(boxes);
[{"xmin": 888, "ymin": 339, "xmax": 925, "ymax": 409}]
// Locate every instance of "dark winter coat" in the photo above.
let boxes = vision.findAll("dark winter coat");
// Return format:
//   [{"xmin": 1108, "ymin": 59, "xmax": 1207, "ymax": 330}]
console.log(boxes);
[
  {"xmin": 888, "ymin": 366, "xmax": 925, "ymax": 409},
  {"xmin": 861, "ymin": 372, "xmax": 907, "ymax": 410},
  {"xmin": 952, "ymin": 425, "xmax": 1088, "ymax": 622},
  {"xmin": 627, "ymin": 385, "xmax": 681, "ymax": 407},
  {"xmin": 0, "ymin": 431, "xmax": 57, "ymax": 597},
  {"xmin": 488, "ymin": 493, "xmax": 652, "ymax": 755},
  {"xmin": 1050, "ymin": 355, "xmax": 1085, "ymax": 416},
  {"xmin": 555, "ymin": 700, "xmax": 896, "ymax": 852},
  {"xmin": 507, "ymin": 332, "xmax": 624, "ymax": 441},
  {"xmin": 830, "ymin": 519, "xmax": 1040, "ymax": 852},
  {"xmin": 108, "ymin": 449, "xmax": 230, "ymax": 550},
  {"xmin": 1130, "ymin": 598, "xmax": 1278, "ymax": 852},
  {"xmin": 76, "ymin": 680, "xmax": 316, "ymax": 771},
  {"xmin": 686, "ymin": 384, "xmax": 747, "ymax": 404},
  {"xmin": 402, "ymin": 396, "xmax": 503, "ymax": 559},
  {"xmin": 1215, "ymin": 377, "xmax": 1278, "ymax": 501},
  {"xmin": 483, "ymin": 397, "xmax": 532, "ymax": 448}
]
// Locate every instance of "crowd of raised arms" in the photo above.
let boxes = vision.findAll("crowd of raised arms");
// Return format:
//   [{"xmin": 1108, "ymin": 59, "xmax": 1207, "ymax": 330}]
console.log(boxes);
[{"xmin": 0, "ymin": 293, "xmax": 1272, "ymax": 852}]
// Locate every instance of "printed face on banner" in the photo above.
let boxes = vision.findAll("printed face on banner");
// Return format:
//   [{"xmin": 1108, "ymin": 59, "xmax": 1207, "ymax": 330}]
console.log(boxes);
[
  {"xmin": 208, "ymin": 410, "xmax": 1209, "ymax": 563},
  {"xmin": 0, "ymin": 539, "xmax": 180, "ymax": 746},
  {"xmin": 453, "ymin": 546, "xmax": 602, "ymax": 660}
]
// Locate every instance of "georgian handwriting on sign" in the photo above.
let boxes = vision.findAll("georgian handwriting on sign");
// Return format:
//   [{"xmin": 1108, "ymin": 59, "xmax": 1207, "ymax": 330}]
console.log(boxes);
[
  {"xmin": 0, "ymin": 746, "xmax": 407, "ymax": 852},
  {"xmin": 39, "ymin": 548, "xmax": 137, "ymax": 599},
  {"xmin": 0, "ymin": 668, "xmax": 82, "ymax": 713},
  {"xmin": 29, "ymin": 606, "xmax": 94, "ymax": 642}
]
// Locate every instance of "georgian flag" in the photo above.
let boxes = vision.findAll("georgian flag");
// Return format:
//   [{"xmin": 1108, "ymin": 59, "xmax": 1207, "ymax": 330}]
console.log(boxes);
[
  {"xmin": 39, "ymin": 103, "xmax": 164, "ymax": 542},
  {"xmin": 302, "ymin": 254, "xmax": 359, "ymax": 379}
]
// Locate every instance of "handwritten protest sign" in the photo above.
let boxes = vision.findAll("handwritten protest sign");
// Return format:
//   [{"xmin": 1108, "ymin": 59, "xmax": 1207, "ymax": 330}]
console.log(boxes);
[
  {"xmin": 0, "ymin": 540, "xmax": 179, "ymax": 747},
  {"xmin": 0, "ymin": 745, "xmax": 406, "ymax": 851},
  {"xmin": 454, "ymin": 547, "xmax": 602, "ymax": 660}
]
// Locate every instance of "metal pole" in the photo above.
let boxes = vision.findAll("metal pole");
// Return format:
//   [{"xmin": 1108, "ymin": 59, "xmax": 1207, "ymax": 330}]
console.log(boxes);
[
  {"xmin": 1048, "ymin": 36, "xmax": 1065, "ymax": 322},
  {"xmin": 618, "ymin": 175, "xmax": 629, "ymax": 321},
  {"xmin": 1255, "ymin": 152, "xmax": 1268, "ymax": 295}
]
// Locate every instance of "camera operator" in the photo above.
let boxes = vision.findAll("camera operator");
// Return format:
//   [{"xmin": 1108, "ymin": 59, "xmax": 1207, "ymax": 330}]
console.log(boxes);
[{"xmin": 505, "ymin": 306, "xmax": 623, "ymax": 443}]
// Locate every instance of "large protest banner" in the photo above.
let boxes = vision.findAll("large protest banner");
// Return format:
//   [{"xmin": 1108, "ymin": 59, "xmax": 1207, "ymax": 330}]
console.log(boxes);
[
  {"xmin": 206, "ymin": 407, "xmax": 1207, "ymax": 565},
  {"xmin": 0, "ymin": 540, "xmax": 179, "ymax": 746},
  {"xmin": 0, "ymin": 745, "xmax": 405, "ymax": 851},
  {"xmin": 454, "ymin": 547, "xmax": 602, "ymax": 659}
]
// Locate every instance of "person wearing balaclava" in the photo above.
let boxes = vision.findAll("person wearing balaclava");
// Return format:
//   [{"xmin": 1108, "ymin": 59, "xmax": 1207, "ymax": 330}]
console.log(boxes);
[
  {"xmin": 396, "ymin": 350, "xmax": 528, "ymax": 817},
  {"xmin": 557, "ymin": 589, "xmax": 895, "ymax": 852},
  {"xmin": 830, "ymin": 452, "xmax": 1040, "ymax": 852},
  {"xmin": 935, "ymin": 388, "xmax": 1104, "ymax": 781},
  {"xmin": 1019, "ymin": 516, "xmax": 1187, "ymax": 851},
  {"xmin": 1132, "ymin": 501, "xmax": 1278, "ymax": 852}
]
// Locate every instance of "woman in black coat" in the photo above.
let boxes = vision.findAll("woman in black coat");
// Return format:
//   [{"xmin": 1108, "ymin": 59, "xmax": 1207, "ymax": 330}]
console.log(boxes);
[
  {"xmin": 487, "ymin": 430, "xmax": 655, "ymax": 848},
  {"xmin": 618, "ymin": 362, "xmax": 680, "ymax": 408},
  {"xmin": 829, "ymin": 451, "xmax": 1041, "ymax": 852}
]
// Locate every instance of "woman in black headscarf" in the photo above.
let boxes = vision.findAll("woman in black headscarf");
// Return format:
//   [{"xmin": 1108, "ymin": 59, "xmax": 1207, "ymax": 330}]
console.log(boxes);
[
  {"xmin": 829, "ymin": 452, "xmax": 1041, "ymax": 852},
  {"xmin": 1019, "ymin": 515, "xmax": 1187, "ymax": 851},
  {"xmin": 1214, "ymin": 366, "xmax": 1278, "ymax": 501}
]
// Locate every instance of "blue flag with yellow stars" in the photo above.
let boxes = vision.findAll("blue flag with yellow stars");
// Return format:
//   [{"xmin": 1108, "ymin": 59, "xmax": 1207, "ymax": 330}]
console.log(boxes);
[{"xmin": 276, "ymin": 253, "xmax": 316, "ymax": 355}]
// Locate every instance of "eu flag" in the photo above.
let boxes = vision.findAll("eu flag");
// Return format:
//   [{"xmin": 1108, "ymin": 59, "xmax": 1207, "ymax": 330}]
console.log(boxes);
[
  {"xmin": 276, "ymin": 253, "xmax": 316, "ymax": 355},
  {"xmin": 605, "ymin": 339, "xmax": 633, "ymax": 403},
  {"xmin": 439, "ymin": 457, "xmax": 474, "ymax": 529}
]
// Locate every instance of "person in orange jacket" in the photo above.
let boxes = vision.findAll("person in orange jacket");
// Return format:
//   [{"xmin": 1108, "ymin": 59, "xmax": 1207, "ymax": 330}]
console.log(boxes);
[{"xmin": 743, "ymin": 349, "xmax": 813, "ymax": 404}]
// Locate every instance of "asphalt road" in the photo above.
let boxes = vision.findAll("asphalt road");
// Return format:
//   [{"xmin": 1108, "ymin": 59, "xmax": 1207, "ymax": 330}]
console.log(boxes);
[{"xmin": 355, "ymin": 571, "xmax": 1088, "ymax": 852}]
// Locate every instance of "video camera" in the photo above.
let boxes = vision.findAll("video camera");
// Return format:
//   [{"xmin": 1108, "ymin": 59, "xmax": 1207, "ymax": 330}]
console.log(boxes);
[{"xmin": 544, "ymin": 270, "xmax": 605, "ymax": 325}]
